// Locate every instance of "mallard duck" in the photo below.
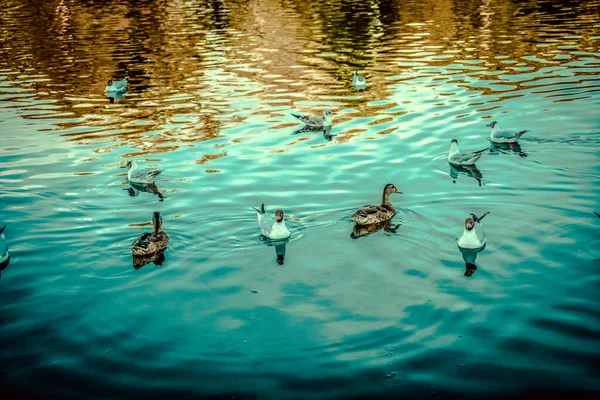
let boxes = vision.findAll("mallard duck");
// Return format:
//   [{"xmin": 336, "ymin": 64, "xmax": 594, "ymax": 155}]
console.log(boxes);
[
  {"xmin": 352, "ymin": 71, "xmax": 366, "ymax": 91},
  {"xmin": 352, "ymin": 184, "xmax": 402, "ymax": 226},
  {"xmin": 0, "ymin": 225, "xmax": 9, "ymax": 275},
  {"xmin": 253, "ymin": 204, "xmax": 291, "ymax": 240},
  {"xmin": 458, "ymin": 212, "xmax": 489, "ymax": 249},
  {"xmin": 487, "ymin": 121, "xmax": 529, "ymax": 143},
  {"xmin": 105, "ymin": 77, "xmax": 128, "ymax": 93},
  {"xmin": 132, "ymin": 211, "xmax": 169, "ymax": 257},
  {"xmin": 291, "ymin": 110, "xmax": 333, "ymax": 128},
  {"xmin": 448, "ymin": 139, "xmax": 487, "ymax": 166},
  {"xmin": 121, "ymin": 161, "xmax": 163, "ymax": 184}
]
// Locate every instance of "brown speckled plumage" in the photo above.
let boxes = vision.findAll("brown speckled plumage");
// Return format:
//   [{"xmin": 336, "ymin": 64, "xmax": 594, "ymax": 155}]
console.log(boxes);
[{"xmin": 132, "ymin": 212, "xmax": 169, "ymax": 256}]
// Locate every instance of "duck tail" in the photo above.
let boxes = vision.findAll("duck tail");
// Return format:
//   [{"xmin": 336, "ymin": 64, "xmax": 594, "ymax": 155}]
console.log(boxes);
[
  {"xmin": 595, "ymin": 212, "xmax": 600, "ymax": 218},
  {"xmin": 0, "ymin": 225, "xmax": 5, "ymax": 235},
  {"xmin": 471, "ymin": 212, "xmax": 490, "ymax": 223},
  {"xmin": 517, "ymin": 130, "xmax": 529, "ymax": 137},
  {"xmin": 252, "ymin": 204, "xmax": 265, "ymax": 214}
]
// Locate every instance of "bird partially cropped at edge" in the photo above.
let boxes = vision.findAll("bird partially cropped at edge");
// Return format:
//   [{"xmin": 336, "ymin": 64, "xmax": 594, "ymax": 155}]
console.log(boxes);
[
  {"xmin": 458, "ymin": 212, "xmax": 490, "ymax": 250},
  {"xmin": 487, "ymin": 121, "xmax": 529, "ymax": 144},
  {"xmin": 252, "ymin": 204, "xmax": 291, "ymax": 240},
  {"xmin": 448, "ymin": 139, "xmax": 487, "ymax": 166},
  {"xmin": 121, "ymin": 160, "xmax": 163, "ymax": 184},
  {"xmin": 132, "ymin": 211, "xmax": 169, "ymax": 257},
  {"xmin": 352, "ymin": 71, "xmax": 366, "ymax": 91},
  {"xmin": 291, "ymin": 110, "xmax": 333, "ymax": 128},
  {"xmin": 352, "ymin": 184, "xmax": 402, "ymax": 226},
  {"xmin": 105, "ymin": 76, "xmax": 128, "ymax": 93},
  {"xmin": 0, "ymin": 225, "xmax": 10, "ymax": 271}
]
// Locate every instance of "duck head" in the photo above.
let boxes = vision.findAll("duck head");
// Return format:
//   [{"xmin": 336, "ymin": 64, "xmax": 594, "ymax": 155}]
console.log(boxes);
[
  {"xmin": 354, "ymin": 71, "xmax": 364, "ymax": 82},
  {"xmin": 486, "ymin": 121, "xmax": 498, "ymax": 128},
  {"xmin": 120, "ymin": 161, "xmax": 133, "ymax": 169},
  {"xmin": 384, "ymin": 183, "xmax": 402, "ymax": 195},
  {"xmin": 152, "ymin": 211, "xmax": 163, "ymax": 233},
  {"xmin": 323, "ymin": 109, "xmax": 333, "ymax": 117},
  {"xmin": 449, "ymin": 138, "xmax": 459, "ymax": 155},
  {"xmin": 465, "ymin": 217, "xmax": 475, "ymax": 231},
  {"xmin": 275, "ymin": 209, "xmax": 284, "ymax": 223}
]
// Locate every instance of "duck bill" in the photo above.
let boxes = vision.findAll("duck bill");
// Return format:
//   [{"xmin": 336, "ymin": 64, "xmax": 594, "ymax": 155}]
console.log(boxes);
[
  {"xmin": 485, "ymin": 122, "xmax": 493, "ymax": 127},
  {"xmin": 120, "ymin": 165, "xmax": 128, "ymax": 168},
  {"xmin": 395, "ymin": 189, "xmax": 402, "ymax": 194}
]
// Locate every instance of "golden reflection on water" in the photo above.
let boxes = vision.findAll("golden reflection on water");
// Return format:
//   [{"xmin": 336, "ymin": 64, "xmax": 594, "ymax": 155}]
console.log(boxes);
[{"xmin": 0, "ymin": 0, "xmax": 599, "ymax": 160}]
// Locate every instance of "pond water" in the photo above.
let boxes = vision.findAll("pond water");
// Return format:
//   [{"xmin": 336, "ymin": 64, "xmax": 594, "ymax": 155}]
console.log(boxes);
[{"xmin": 1, "ymin": 0, "xmax": 599, "ymax": 398}]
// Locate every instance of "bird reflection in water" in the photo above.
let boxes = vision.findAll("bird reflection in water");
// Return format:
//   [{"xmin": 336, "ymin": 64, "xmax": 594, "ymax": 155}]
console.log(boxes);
[
  {"xmin": 459, "ymin": 245, "xmax": 486, "ymax": 277},
  {"xmin": 107, "ymin": 88, "xmax": 127, "ymax": 104},
  {"xmin": 489, "ymin": 141, "xmax": 527, "ymax": 158},
  {"xmin": 291, "ymin": 125, "xmax": 335, "ymax": 141},
  {"xmin": 124, "ymin": 181, "xmax": 164, "ymax": 201},
  {"xmin": 132, "ymin": 250, "xmax": 166, "ymax": 270},
  {"xmin": 259, "ymin": 236, "xmax": 289, "ymax": 265},
  {"xmin": 449, "ymin": 163, "xmax": 484, "ymax": 186},
  {"xmin": 351, "ymin": 219, "xmax": 401, "ymax": 239}
]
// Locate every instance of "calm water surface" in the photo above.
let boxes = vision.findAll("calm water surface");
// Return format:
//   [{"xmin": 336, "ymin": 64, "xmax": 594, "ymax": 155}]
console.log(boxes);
[{"xmin": 1, "ymin": 0, "xmax": 599, "ymax": 398}]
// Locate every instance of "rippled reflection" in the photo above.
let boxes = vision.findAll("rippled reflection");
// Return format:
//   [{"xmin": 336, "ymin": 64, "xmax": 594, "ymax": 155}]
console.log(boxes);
[
  {"xmin": 259, "ymin": 236, "xmax": 289, "ymax": 265},
  {"xmin": 459, "ymin": 245, "xmax": 486, "ymax": 277},
  {"xmin": 125, "ymin": 181, "xmax": 165, "ymax": 201},
  {"xmin": 449, "ymin": 163, "xmax": 484, "ymax": 186},
  {"xmin": 351, "ymin": 219, "xmax": 401, "ymax": 239},
  {"xmin": 1, "ymin": 0, "xmax": 600, "ymax": 398},
  {"xmin": 132, "ymin": 249, "xmax": 166, "ymax": 270}
]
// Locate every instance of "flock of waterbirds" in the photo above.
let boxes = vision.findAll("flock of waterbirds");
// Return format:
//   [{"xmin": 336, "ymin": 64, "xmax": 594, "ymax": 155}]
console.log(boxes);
[
  {"xmin": 0, "ymin": 71, "xmax": 598, "ymax": 277},
  {"xmin": 106, "ymin": 71, "xmax": 534, "ymax": 272}
]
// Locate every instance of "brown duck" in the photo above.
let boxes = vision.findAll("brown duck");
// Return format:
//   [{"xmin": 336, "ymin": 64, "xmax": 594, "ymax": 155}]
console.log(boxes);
[
  {"xmin": 132, "ymin": 211, "xmax": 169, "ymax": 257},
  {"xmin": 352, "ymin": 184, "xmax": 402, "ymax": 226}
]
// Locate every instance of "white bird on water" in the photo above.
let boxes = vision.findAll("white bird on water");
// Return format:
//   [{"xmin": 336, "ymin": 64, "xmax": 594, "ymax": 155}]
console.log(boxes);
[
  {"xmin": 121, "ymin": 161, "xmax": 163, "ymax": 184},
  {"xmin": 105, "ymin": 77, "xmax": 128, "ymax": 93},
  {"xmin": 291, "ymin": 110, "xmax": 333, "ymax": 128},
  {"xmin": 487, "ymin": 120, "xmax": 529, "ymax": 143},
  {"xmin": 252, "ymin": 204, "xmax": 291, "ymax": 240},
  {"xmin": 447, "ymin": 139, "xmax": 487, "ymax": 166},
  {"xmin": 0, "ymin": 225, "xmax": 10, "ymax": 273},
  {"xmin": 458, "ymin": 212, "xmax": 490, "ymax": 250},
  {"xmin": 353, "ymin": 71, "xmax": 366, "ymax": 91}
]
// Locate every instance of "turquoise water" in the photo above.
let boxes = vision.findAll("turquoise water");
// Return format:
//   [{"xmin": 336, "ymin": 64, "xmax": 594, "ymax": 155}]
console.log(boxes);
[{"xmin": 1, "ymin": 0, "xmax": 599, "ymax": 398}]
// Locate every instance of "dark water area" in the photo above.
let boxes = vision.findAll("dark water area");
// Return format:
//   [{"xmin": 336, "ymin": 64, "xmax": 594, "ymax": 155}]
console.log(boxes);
[{"xmin": 0, "ymin": 0, "xmax": 599, "ymax": 399}]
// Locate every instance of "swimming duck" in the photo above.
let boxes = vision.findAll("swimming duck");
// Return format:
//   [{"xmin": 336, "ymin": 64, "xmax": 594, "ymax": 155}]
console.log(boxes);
[
  {"xmin": 132, "ymin": 211, "xmax": 169, "ymax": 257},
  {"xmin": 448, "ymin": 139, "xmax": 487, "ymax": 166},
  {"xmin": 253, "ymin": 204, "xmax": 291, "ymax": 240},
  {"xmin": 105, "ymin": 77, "xmax": 128, "ymax": 93},
  {"xmin": 352, "ymin": 184, "xmax": 402, "ymax": 226},
  {"xmin": 291, "ymin": 110, "xmax": 333, "ymax": 128},
  {"xmin": 487, "ymin": 121, "xmax": 529, "ymax": 144},
  {"xmin": 352, "ymin": 71, "xmax": 367, "ymax": 91},
  {"xmin": 0, "ymin": 225, "xmax": 9, "ymax": 273},
  {"xmin": 458, "ymin": 212, "xmax": 490, "ymax": 250},
  {"xmin": 121, "ymin": 160, "xmax": 163, "ymax": 184}
]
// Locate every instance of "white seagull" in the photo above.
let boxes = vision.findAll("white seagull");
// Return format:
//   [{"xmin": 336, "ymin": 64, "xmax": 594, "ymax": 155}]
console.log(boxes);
[
  {"xmin": 105, "ymin": 77, "xmax": 128, "ymax": 93},
  {"xmin": 291, "ymin": 110, "xmax": 333, "ymax": 128},
  {"xmin": 252, "ymin": 204, "xmax": 291, "ymax": 240},
  {"xmin": 487, "ymin": 121, "xmax": 529, "ymax": 143},
  {"xmin": 458, "ymin": 212, "xmax": 489, "ymax": 250},
  {"xmin": 121, "ymin": 161, "xmax": 163, "ymax": 184},
  {"xmin": 448, "ymin": 139, "xmax": 487, "ymax": 166},
  {"xmin": 353, "ymin": 71, "xmax": 367, "ymax": 91},
  {"xmin": 0, "ymin": 225, "xmax": 9, "ymax": 272}
]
